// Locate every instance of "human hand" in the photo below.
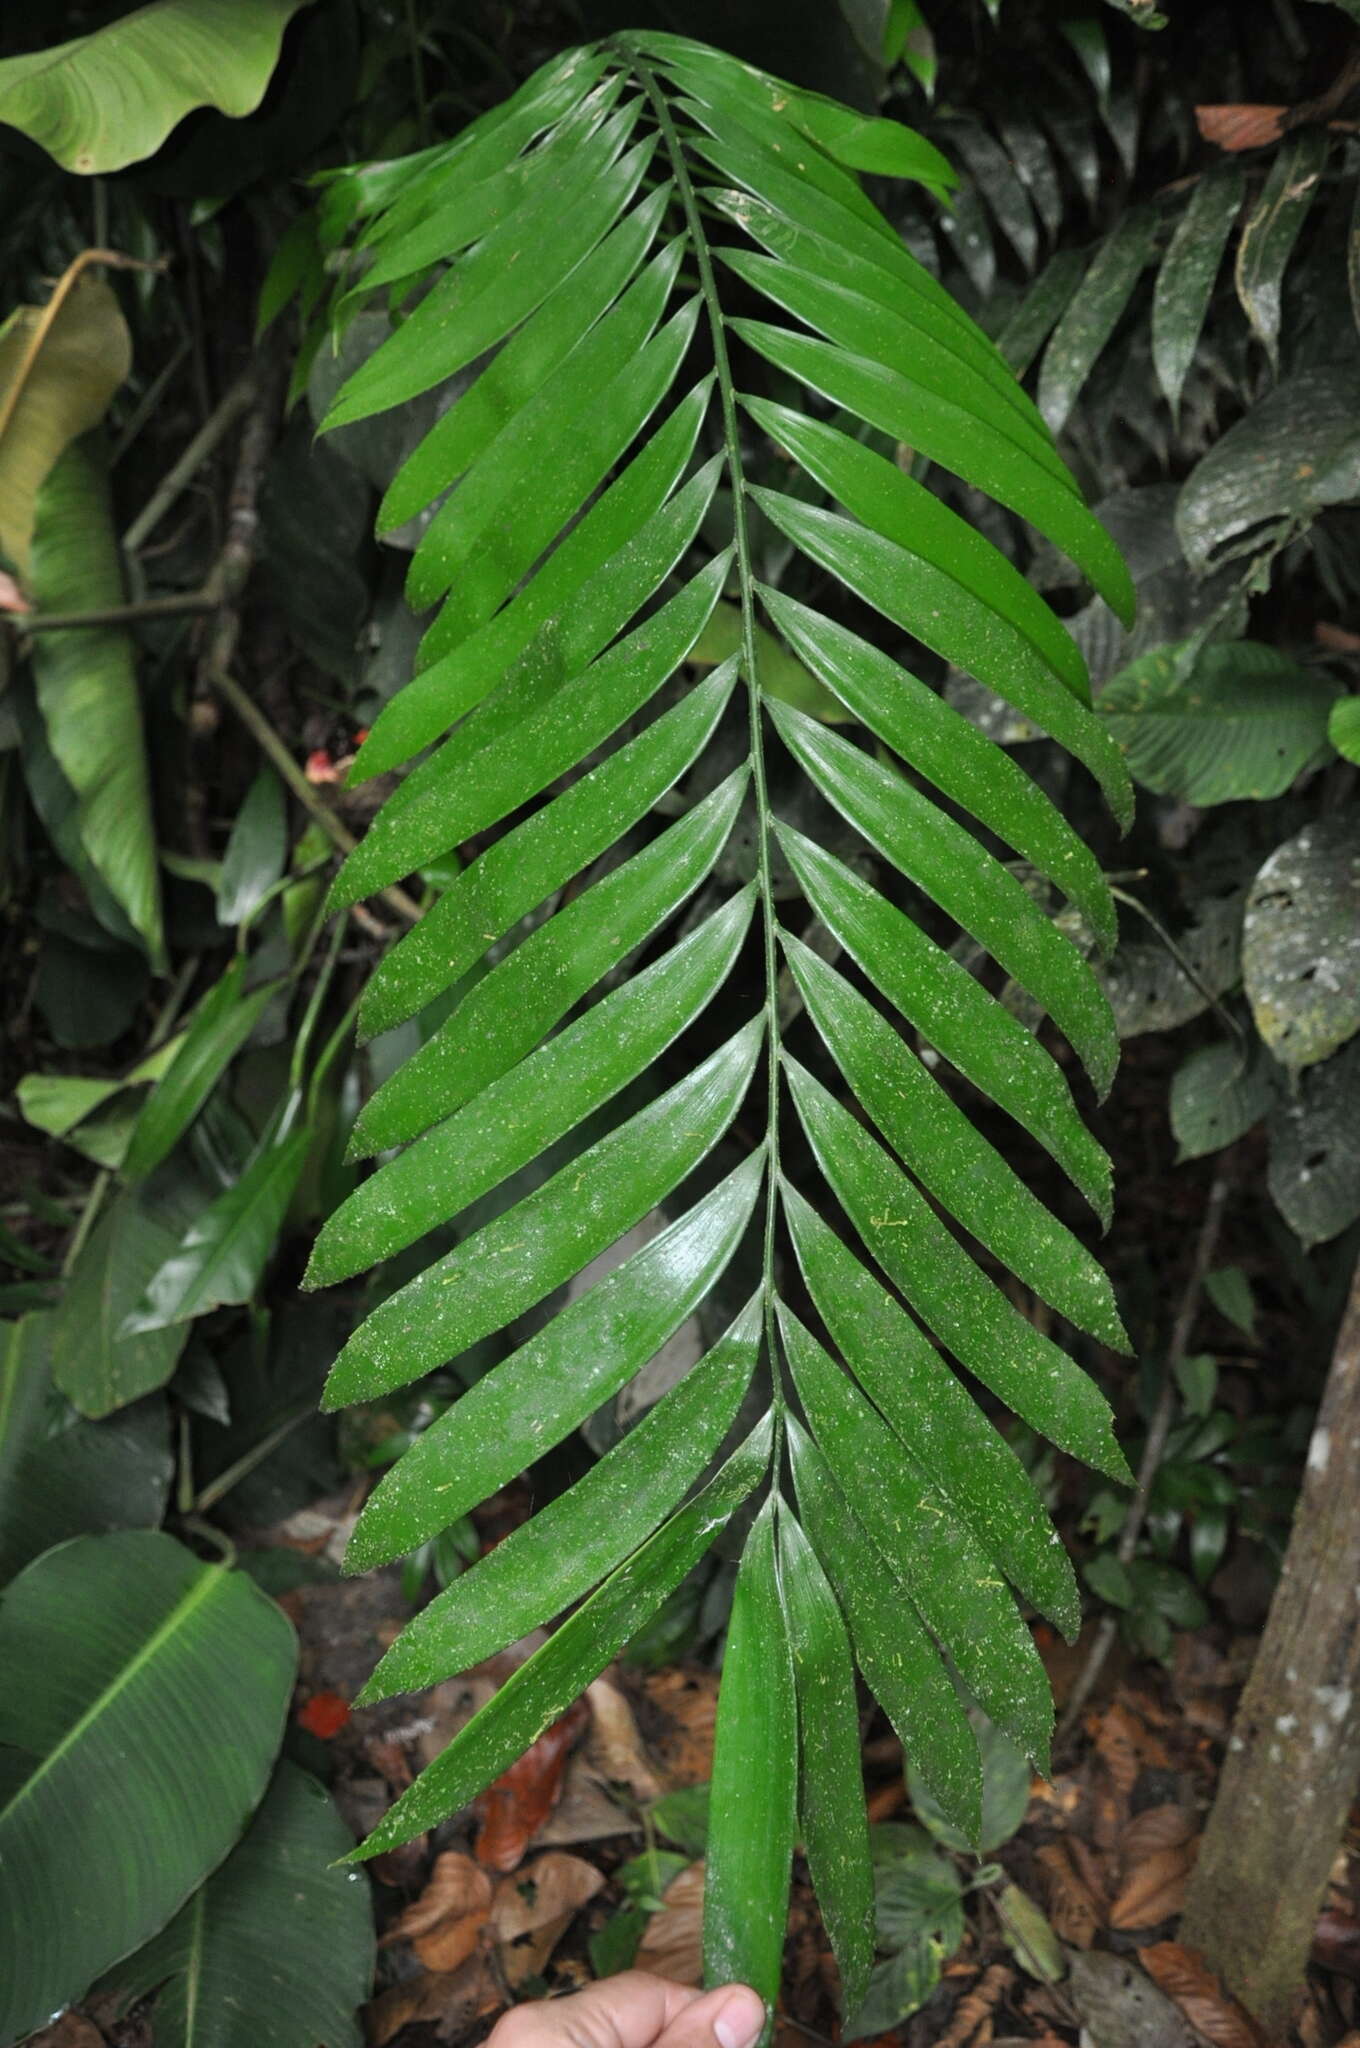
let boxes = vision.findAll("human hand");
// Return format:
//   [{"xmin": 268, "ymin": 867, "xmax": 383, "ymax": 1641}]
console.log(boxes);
[{"xmin": 486, "ymin": 1972, "xmax": 768, "ymax": 2048}]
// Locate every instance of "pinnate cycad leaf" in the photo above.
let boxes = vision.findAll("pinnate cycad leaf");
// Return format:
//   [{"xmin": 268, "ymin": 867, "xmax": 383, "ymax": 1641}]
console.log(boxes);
[{"xmin": 302, "ymin": 29, "xmax": 1131, "ymax": 1976}]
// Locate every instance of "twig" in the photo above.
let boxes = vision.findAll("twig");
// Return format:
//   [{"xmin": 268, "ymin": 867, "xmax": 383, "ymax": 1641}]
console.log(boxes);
[
  {"xmin": 1055, "ymin": 1167, "xmax": 1233, "ymax": 1750},
  {"xmin": 20, "ymin": 590, "xmax": 218, "ymax": 632},
  {"xmin": 122, "ymin": 366, "xmax": 257, "ymax": 554}
]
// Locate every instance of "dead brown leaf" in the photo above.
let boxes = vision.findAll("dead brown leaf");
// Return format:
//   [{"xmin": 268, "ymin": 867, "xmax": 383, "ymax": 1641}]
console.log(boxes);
[
  {"xmin": 490, "ymin": 1850, "xmax": 605, "ymax": 1987},
  {"xmin": 636, "ymin": 1859, "xmax": 706, "ymax": 1985},
  {"xmin": 1119, "ymin": 1803, "xmax": 1197, "ymax": 1873},
  {"xmin": 1108, "ymin": 1839, "xmax": 1199, "ymax": 1929},
  {"xmin": 385, "ymin": 1850, "xmax": 494, "ymax": 1973},
  {"xmin": 24, "ymin": 2021, "xmax": 103, "ymax": 2048},
  {"xmin": 1035, "ymin": 1841, "xmax": 1103, "ymax": 1948},
  {"xmin": 1195, "ymin": 104, "xmax": 1288, "ymax": 150},
  {"xmin": 1140, "ymin": 1942, "xmax": 1267, "ymax": 2048},
  {"xmin": 583, "ymin": 1677, "xmax": 664, "ymax": 1803},
  {"xmin": 364, "ymin": 1954, "xmax": 502, "ymax": 2047},
  {"xmin": 939, "ymin": 1963, "xmax": 1015, "ymax": 2047},
  {"xmin": 474, "ymin": 1699, "xmax": 591, "ymax": 1872},
  {"xmin": 1314, "ymin": 1907, "xmax": 1360, "ymax": 1982},
  {"xmin": 1094, "ymin": 1703, "xmax": 1146, "ymax": 1801},
  {"xmin": 631, "ymin": 1667, "xmax": 719, "ymax": 1788}
]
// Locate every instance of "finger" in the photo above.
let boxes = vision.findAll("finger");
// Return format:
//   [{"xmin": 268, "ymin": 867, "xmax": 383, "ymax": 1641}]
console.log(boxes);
[
  {"xmin": 489, "ymin": 1971, "xmax": 704, "ymax": 2048},
  {"xmin": 655, "ymin": 1983, "xmax": 768, "ymax": 2048}
]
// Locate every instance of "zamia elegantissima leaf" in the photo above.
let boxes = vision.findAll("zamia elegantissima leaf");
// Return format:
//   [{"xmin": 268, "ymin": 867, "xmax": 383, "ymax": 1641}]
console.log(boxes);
[{"xmin": 302, "ymin": 32, "xmax": 1135, "ymax": 2015}]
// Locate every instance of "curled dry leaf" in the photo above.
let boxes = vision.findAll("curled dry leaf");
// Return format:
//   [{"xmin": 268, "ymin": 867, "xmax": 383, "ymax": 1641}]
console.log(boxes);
[
  {"xmin": 1094, "ymin": 1702, "xmax": 1152, "ymax": 1802},
  {"xmin": 629, "ymin": 1666, "xmax": 720, "ymax": 1789},
  {"xmin": 635, "ymin": 1860, "xmax": 706, "ymax": 1986},
  {"xmin": 584, "ymin": 1676, "xmax": 664, "ymax": 1803},
  {"xmin": 1108, "ymin": 1838, "xmax": 1200, "ymax": 1930},
  {"xmin": 1139, "ymin": 1942, "xmax": 1267, "ymax": 2048},
  {"xmin": 385, "ymin": 1850, "xmax": 494, "ymax": 1973},
  {"xmin": 1118, "ymin": 1803, "xmax": 1196, "ymax": 1874},
  {"xmin": 490, "ymin": 1850, "xmax": 605, "ymax": 1987},
  {"xmin": 939, "ymin": 1961, "xmax": 1016, "ymax": 2048},
  {"xmin": 474, "ymin": 1698, "xmax": 591, "ymax": 1872},
  {"xmin": 1035, "ymin": 1841, "xmax": 1103, "ymax": 1949},
  {"xmin": 365, "ymin": 1954, "xmax": 502, "ymax": 2048}
]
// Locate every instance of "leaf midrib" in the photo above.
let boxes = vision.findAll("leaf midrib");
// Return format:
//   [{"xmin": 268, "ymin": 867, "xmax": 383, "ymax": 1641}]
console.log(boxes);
[{"xmin": 0, "ymin": 1558, "xmax": 224, "ymax": 1823}]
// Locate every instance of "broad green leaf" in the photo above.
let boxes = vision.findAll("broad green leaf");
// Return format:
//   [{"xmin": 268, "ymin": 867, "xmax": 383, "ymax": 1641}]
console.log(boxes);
[
  {"xmin": 844, "ymin": 1940, "xmax": 942, "ymax": 2040},
  {"xmin": 1100, "ymin": 639, "xmax": 1338, "ymax": 804},
  {"xmin": 324, "ymin": 1022, "xmax": 764, "ymax": 1414},
  {"xmin": 217, "ymin": 769, "xmax": 287, "ymax": 927},
  {"xmin": 770, "ymin": 698, "xmax": 1117, "ymax": 1091},
  {"xmin": 785, "ymin": 1059, "xmax": 1128, "ymax": 1488},
  {"xmin": 14, "ymin": 1033, "xmax": 186, "ymax": 1172},
  {"xmin": 0, "ymin": 1530, "xmax": 296, "ymax": 2047},
  {"xmin": 0, "ymin": 275, "xmax": 129, "ymax": 579},
  {"xmin": 1267, "ymin": 1038, "xmax": 1360, "ymax": 1247},
  {"xmin": 342, "ymin": 1147, "xmax": 764, "ymax": 1567},
  {"xmin": 52, "ymin": 1194, "xmax": 190, "ymax": 1418},
  {"xmin": 1235, "ymin": 129, "xmax": 1329, "ymax": 370},
  {"xmin": 123, "ymin": 959, "xmax": 278, "ymax": 1184},
  {"xmin": 99, "ymin": 1764, "xmax": 372, "ymax": 2048},
  {"xmin": 0, "ymin": 1316, "xmax": 171, "ymax": 1586},
  {"xmin": 776, "ymin": 825, "xmax": 1113, "ymax": 1215},
  {"xmin": 782, "ymin": 936, "xmax": 1124, "ymax": 1338},
  {"xmin": 1170, "ymin": 1042, "xmax": 1275, "ymax": 1162},
  {"xmin": 356, "ymin": 657, "xmax": 739, "ymax": 1039},
  {"xmin": 0, "ymin": 0, "xmax": 312, "ymax": 173},
  {"xmin": 1176, "ymin": 365, "xmax": 1360, "ymax": 572},
  {"xmin": 28, "ymin": 437, "xmax": 163, "ymax": 963},
  {"xmin": 350, "ymin": 769, "xmax": 747, "ymax": 1154},
  {"xmin": 781, "ymin": 1180, "xmax": 1087, "ymax": 1634},
  {"xmin": 1037, "ymin": 207, "xmax": 1158, "ymax": 435},
  {"xmin": 779, "ymin": 1308, "xmax": 1053, "ymax": 1767},
  {"xmin": 319, "ymin": 888, "xmax": 754, "ymax": 1275},
  {"xmin": 122, "ymin": 1128, "xmax": 311, "ymax": 1334},
  {"xmin": 346, "ymin": 1425, "xmax": 772, "ymax": 1859},
  {"xmin": 1331, "ymin": 697, "xmax": 1360, "ymax": 764},
  {"xmin": 761, "ymin": 591, "xmax": 1115, "ymax": 950},
  {"xmin": 777, "ymin": 1510, "xmax": 874, "ymax": 2013},
  {"xmin": 1243, "ymin": 813, "xmax": 1360, "ymax": 1070},
  {"xmin": 787, "ymin": 1418, "xmax": 981, "ymax": 1842},
  {"xmin": 1151, "ymin": 162, "xmax": 1244, "ymax": 417},
  {"xmin": 1205, "ymin": 1265, "xmax": 1255, "ymax": 1336},
  {"xmin": 705, "ymin": 1502, "xmax": 797, "ymax": 2020},
  {"xmin": 360, "ymin": 1299, "xmax": 762, "ymax": 1701}
]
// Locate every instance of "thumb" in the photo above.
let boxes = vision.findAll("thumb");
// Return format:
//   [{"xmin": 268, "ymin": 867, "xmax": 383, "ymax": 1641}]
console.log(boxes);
[{"xmin": 656, "ymin": 1984, "xmax": 768, "ymax": 2048}]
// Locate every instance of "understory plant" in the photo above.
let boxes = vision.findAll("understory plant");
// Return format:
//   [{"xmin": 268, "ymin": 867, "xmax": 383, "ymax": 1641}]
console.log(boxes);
[{"xmin": 299, "ymin": 30, "xmax": 1137, "ymax": 2011}]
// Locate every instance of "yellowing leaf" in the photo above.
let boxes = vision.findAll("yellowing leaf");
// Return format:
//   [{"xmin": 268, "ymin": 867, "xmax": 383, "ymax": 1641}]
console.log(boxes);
[{"xmin": 0, "ymin": 270, "xmax": 130, "ymax": 580}]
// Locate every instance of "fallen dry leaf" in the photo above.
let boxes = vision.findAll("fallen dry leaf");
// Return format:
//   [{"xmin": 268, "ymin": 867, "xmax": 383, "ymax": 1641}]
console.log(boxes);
[
  {"xmin": 1108, "ymin": 1838, "xmax": 1199, "ymax": 1929},
  {"xmin": 636, "ymin": 1859, "xmax": 706, "ymax": 1985},
  {"xmin": 1035, "ymin": 1840, "xmax": 1103, "ymax": 1948},
  {"xmin": 939, "ymin": 1962, "xmax": 1015, "ymax": 2047},
  {"xmin": 1119, "ymin": 1803, "xmax": 1197, "ymax": 1873},
  {"xmin": 474, "ymin": 1699, "xmax": 591, "ymax": 1871},
  {"xmin": 364, "ymin": 1954, "xmax": 502, "ymax": 2047},
  {"xmin": 1195, "ymin": 104, "xmax": 1287, "ymax": 150},
  {"xmin": 490, "ymin": 1850, "xmax": 605, "ymax": 1986},
  {"xmin": 583, "ymin": 1677, "xmax": 664, "ymax": 1802},
  {"xmin": 1140, "ymin": 1942, "xmax": 1267, "ymax": 2048},
  {"xmin": 24, "ymin": 2021, "xmax": 102, "ymax": 2048},
  {"xmin": 631, "ymin": 1667, "xmax": 719, "ymax": 1788},
  {"xmin": 1094, "ymin": 1703, "xmax": 1146, "ymax": 1802},
  {"xmin": 385, "ymin": 1850, "xmax": 494, "ymax": 1973}
]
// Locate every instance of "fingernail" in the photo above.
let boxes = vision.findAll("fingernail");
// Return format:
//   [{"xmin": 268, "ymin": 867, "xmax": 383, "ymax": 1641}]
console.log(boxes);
[{"xmin": 713, "ymin": 1987, "xmax": 766, "ymax": 2048}]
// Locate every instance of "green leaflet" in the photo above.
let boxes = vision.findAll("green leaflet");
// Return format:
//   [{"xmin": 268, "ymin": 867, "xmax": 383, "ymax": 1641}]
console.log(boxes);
[
  {"xmin": 123, "ymin": 958, "xmax": 279, "ymax": 1184},
  {"xmin": 1037, "ymin": 206, "xmax": 1158, "ymax": 434},
  {"xmin": 1235, "ymin": 129, "xmax": 1329, "ymax": 371},
  {"xmin": 777, "ymin": 1509, "xmax": 875, "ymax": 2012},
  {"xmin": 705, "ymin": 1501, "xmax": 797, "ymax": 2020},
  {"xmin": 1151, "ymin": 161, "xmax": 1245, "ymax": 418},
  {"xmin": 302, "ymin": 31, "xmax": 1129, "ymax": 1925},
  {"xmin": 358, "ymin": 1297, "xmax": 762, "ymax": 1701},
  {"xmin": 343, "ymin": 1422, "xmax": 772, "ymax": 1860}
]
